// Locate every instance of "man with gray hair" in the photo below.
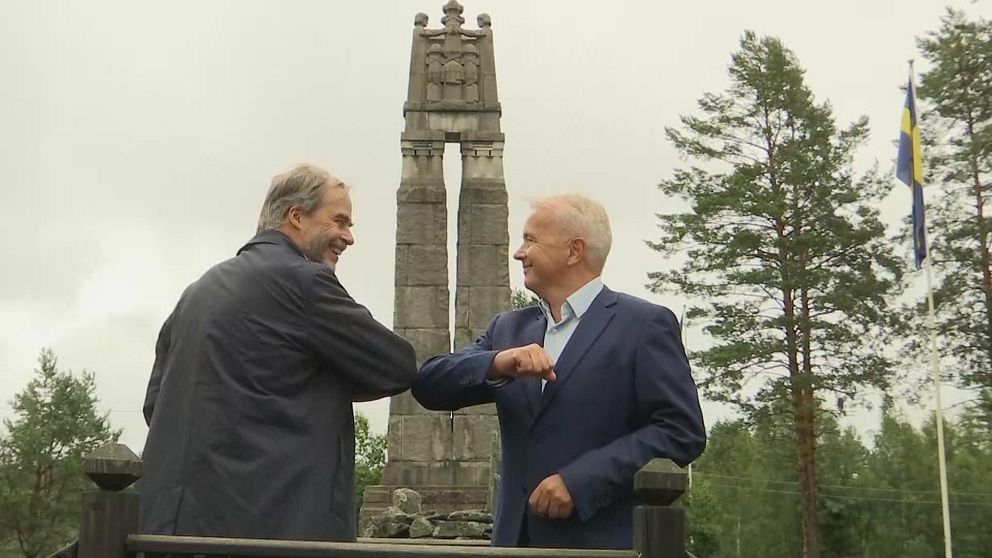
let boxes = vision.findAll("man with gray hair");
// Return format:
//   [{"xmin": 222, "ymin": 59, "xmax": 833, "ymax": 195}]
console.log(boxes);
[
  {"xmin": 140, "ymin": 163, "xmax": 417, "ymax": 541},
  {"xmin": 413, "ymin": 194, "xmax": 705, "ymax": 549}
]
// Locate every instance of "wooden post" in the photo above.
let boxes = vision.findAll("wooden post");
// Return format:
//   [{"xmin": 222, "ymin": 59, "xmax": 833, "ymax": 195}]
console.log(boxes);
[
  {"xmin": 632, "ymin": 459, "xmax": 687, "ymax": 558},
  {"xmin": 78, "ymin": 443, "xmax": 142, "ymax": 558}
]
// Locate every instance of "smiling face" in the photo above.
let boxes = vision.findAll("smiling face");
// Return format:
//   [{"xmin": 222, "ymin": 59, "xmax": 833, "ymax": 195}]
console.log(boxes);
[
  {"xmin": 296, "ymin": 184, "xmax": 354, "ymax": 269},
  {"xmin": 513, "ymin": 207, "xmax": 570, "ymax": 300}
]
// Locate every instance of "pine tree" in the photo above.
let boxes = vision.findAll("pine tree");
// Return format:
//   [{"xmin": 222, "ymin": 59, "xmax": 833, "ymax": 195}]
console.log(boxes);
[
  {"xmin": 916, "ymin": 9, "xmax": 992, "ymax": 422},
  {"xmin": 650, "ymin": 31, "xmax": 903, "ymax": 558},
  {"xmin": 0, "ymin": 350, "xmax": 119, "ymax": 558}
]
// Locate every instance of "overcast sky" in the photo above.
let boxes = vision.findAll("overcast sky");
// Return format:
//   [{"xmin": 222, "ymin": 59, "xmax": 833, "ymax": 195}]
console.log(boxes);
[{"xmin": 2, "ymin": 0, "xmax": 990, "ymax": 452}]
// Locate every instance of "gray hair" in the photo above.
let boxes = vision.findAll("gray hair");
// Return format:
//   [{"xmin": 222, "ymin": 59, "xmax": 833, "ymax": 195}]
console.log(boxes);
[
  {"xmin": 531, "ymin": 194, "xmax": 613, "ymax": 272},
  {"xmin": 256, "ymin": 163, "xmax": 347, "ymax": 233}
]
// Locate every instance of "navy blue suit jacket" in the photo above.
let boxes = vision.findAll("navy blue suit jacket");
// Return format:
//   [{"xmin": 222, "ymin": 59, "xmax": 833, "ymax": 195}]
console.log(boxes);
[{"xmin": 411, "ymin": 287, "xmax": 705, "ymax": 549}]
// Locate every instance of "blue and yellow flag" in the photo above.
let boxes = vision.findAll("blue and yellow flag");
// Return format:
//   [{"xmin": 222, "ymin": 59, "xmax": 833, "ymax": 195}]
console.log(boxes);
[{"xmin": 896, "ymin": 74, "xmax": 927, "ymax": 269}]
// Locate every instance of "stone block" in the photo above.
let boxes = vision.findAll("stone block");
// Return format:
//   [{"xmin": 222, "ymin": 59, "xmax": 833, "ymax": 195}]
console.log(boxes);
[
  {"xmin": 365, "ymin": 521, "xmax": 409, "ymax": 538},
  {"xmin": 392, "ymin": 488, "xmax": 423, "ymax": 515},
  {"xmin": 381, "ymin": 461, "xmax": 492, "ymax": 489},
  {"xmin": 397, "ymin": 184, "xmax": 446, "ymax": 204},
  {"xmin": 458, "ymin": 203, "xmax": 509, "ymax": 245},
  {"xmin": 400, "ymin": 130, "xmax": 447, "ymax": 142},
  {"xmin": 396, "ymin": 203, "xmax": 446, "ymax": 245},
  {"xmin": 387, "ymin": 416, "xmax": 403, "ymax": 459},
  {"xmin": 448, "ymin": 510, "xmax": 493, "ymax": 523},
  {"xmin": 389, "ymin": 390, "xmax": 431, "ymax": 416},
  {"xmin": 393, "ymin": 329, "xmax": 451, "ymax": 363},
  {"xmin": 460, "ymin": 131, "xmax": 505, "ymax": 143},
  {"xmin": 455, "ymin": 287, "xmax": 510, "ymax": 332},
  {"xmin": 380, "ymin": 506, "xmax": 416, "ymax": 525},
  {"xmin": 457, "ymin": 186, "xmax": 508, "ymax": 205},
  {"xmin": 409, "ymin": 517, "xmax": 435, "ymax": 538},
  {"xmin": 426, "ymin": 112, "xmax": 486, "ymax": 133},
  {"xmin": 396, "ymin": 244, "xmax": 448, "ymax": 287},
  {"xmin": 381, "ymin": 461, "xmax": 436, "ymax": 486},
  {"xmin": 456, "ymin": 244, "xmax": 509, "ymax": 287},
  {"xmin": 453, "ymin": 327, "xmax": 479, "ymax": 352},
  {"xmin": 394, "ymin": 286, "xmax": 449, "ymax": 329},
  {"xmin": 453, "ymin": 402, "xmax": 498, "ymax": 415},
  {"xmin": 434, "ymin": 521, "xmax": 487, "ymax": 539},
  {"xmin": 451, "ymin": 462, "xmax": 492, "ymax": 486},
  {"xmin": 470, "ymin": 286, "xmax": 511, "ymax": 327},
  {"xmin": 362, "ymin": 483, "xmax": 490, "ymax": 514},
  {"xmin": 400, "ymin": 153, "xmax": 444, "ymax": 180},
  {"xmin": 400, "ymin": 414, "xmax": 453, "ymax": 462},
  {"xmin": 453, "ymin": 415, "xmax": 499, "ymax": 462},
  {"xmin": 461, "ymin": 156, "xmax": 505, "ymax": 180}
]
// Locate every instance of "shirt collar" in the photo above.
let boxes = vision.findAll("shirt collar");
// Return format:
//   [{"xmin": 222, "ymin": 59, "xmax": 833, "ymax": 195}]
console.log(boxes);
[{"xmin": 538, "ymin": 276, "xmax": 605, "ymax": 324}]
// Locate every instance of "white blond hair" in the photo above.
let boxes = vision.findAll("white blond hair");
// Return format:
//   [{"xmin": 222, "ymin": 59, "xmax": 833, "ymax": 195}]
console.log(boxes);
[{"xmin": 530, "ymin": 194, "xmax": 612, "ymax": 272}]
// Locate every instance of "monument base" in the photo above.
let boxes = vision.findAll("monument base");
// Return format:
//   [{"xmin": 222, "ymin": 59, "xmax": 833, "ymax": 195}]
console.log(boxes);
[{"xmin": 359, "ymin": 484, "xmax": 490, "ymax": 535}]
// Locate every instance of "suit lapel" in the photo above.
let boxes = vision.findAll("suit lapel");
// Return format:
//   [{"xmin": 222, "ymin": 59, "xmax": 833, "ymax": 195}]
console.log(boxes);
[
  {"xmin": 531, "ymin": 288, "xmax": 617, "ymax": 428},
  {"xmin": 517, "ymin": 312, "xmax": 547, "ymax": 420}
]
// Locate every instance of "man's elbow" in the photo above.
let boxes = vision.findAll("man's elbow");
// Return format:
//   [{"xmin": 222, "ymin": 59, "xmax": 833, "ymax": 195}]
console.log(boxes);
[
  {"xmin": 410, "ymin": 373, "xmax": 450, "ymax": 411},
  {"xmin": 382, "ymin": 345, "xmax": 419, "ymax": 396},
  {"xmin": 671, "ymin": 424, "xmax": 707, "ymax": 467},
  {"xmin": 685, "ymin": 433, "xmax": 706, "ymax": 465}
]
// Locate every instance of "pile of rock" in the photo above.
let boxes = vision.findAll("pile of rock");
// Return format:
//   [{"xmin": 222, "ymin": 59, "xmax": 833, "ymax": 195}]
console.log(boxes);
[{"xmin": 362, "ymin": 488, "xmax": 493, "ymax": 540}]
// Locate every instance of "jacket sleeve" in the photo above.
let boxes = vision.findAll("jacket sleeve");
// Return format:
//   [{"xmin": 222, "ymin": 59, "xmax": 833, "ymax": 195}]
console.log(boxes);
[
  {"xmin": 306, "ymin": 268, "xmax": 417, "ymax": 402},
  {"xmin": 410, "ymin": 314, "xmax": 505, "ymax": 411},
  {"xmin": 143, "ymin": 310, "xmax": 175, "ymax": 426},
  {"xmin": 557, "ymin": 307, "xmax": 706, "ymax": 522}
]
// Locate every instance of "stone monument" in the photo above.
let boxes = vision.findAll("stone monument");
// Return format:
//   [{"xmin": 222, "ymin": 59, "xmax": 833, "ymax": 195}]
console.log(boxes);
[{"xmin": 359, "ymin": 1, "xmax": 509, "ymax": 527}]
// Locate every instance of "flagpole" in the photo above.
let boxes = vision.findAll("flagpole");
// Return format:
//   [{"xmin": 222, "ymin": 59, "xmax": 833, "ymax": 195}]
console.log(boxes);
[
  {"xmin": 910, "ymin": 59, "xmax": 954, "ymax": 558},
  {"xmin": 924, "ymin": 254, "xmax": 953, "ymax": 558}
]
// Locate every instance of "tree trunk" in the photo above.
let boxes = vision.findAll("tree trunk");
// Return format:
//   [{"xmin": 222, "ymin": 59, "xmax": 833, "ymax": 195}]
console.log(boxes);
[
  {"xmin": 793, "ymin": 379, "xmax": 820, "ymax": 558},
  {"xmin": 798, "ymin": 270, "xmax": 821, "ymax": 558},
  {"xmin": 782, "ymin": 285, "xmax": 820, "ymax": 558}
]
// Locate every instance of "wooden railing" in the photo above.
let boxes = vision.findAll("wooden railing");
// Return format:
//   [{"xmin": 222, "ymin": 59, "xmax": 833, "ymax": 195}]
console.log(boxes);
[{"xmin": 55, "ymin": 443, "xmax": 690, "ymax": 558}]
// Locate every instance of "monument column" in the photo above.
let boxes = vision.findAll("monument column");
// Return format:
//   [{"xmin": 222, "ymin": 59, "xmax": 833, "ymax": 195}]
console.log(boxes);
[
  {"xmin": 385, "ymin": 131, "xmax": 454, "ymax": 489},
  {"xmin": 361, "ymin": 1, "xmax": 508, "ymax": 530}
]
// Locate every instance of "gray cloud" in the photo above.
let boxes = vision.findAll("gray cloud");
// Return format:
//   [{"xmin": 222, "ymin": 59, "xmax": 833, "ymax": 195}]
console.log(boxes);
[{"xmin": 1, "ymin": 0, "xmax": 987, "ymax": 449}]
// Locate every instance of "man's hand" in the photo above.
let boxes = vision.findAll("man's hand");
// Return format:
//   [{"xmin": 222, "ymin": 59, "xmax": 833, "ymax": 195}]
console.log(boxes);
[
  {"xmin": 528, "ymin": 474, "xmax": 574, "ymax": 519},
  {"xmin": 488, "ymin": 343, "xmax": 557, "ymax": 382}
]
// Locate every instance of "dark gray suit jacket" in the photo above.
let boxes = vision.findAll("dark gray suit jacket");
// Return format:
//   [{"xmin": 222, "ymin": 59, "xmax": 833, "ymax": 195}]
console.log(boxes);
[{"xmin": 139, "ymin": 230, "xmax": 416, "ymax": 541}]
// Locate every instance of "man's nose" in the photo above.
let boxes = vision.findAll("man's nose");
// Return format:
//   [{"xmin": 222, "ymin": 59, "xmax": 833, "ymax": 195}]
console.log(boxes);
[
  {"xmin": 512, "ymin": 246, "xmax": 526, "ymax": 260},
  {"xmin": 342, "ymin": 228, "xmax": 355, "ymax": 246}
]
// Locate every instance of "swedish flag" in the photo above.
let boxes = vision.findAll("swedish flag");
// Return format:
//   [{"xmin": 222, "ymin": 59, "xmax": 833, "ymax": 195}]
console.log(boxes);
[{"xmin": 896, "ymin": 74, "xmax": 927, "ymax": 269}]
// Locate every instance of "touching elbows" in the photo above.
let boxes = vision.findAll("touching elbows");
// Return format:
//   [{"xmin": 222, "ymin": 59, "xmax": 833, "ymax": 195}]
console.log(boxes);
[{"xmin": 409, "ymin": 355, "xmax": 450, "ymax": 411}]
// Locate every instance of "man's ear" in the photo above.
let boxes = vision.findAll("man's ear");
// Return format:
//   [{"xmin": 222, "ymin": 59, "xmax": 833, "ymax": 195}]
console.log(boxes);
[
  {"xmin": 286, "ymin": 206, "xmax": 303, "ymax": 230},
  {"xmin": 566, "ymin": 237, "xmax": 586, "ymax": 266}
]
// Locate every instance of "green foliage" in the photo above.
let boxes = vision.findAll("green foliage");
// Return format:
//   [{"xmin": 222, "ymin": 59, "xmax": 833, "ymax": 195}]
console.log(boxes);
[
  {"xmin": 684, "ymin": 475, "xmax": 721, "ymax": 557},
  {"xmin": 652, "ymin": 29, "xmax": 901, "ymax": 412},
  {"xmin": 354, "ymin": 411, "xmax": 386, "ymax": 514},
  {"xmin": 913, "ymin": 9, "xmax": 992, "ymax": 411},
  {"xmin": 652, "ymin": 31, "xmax": 903, "ymax": 558},
  {"xmin": 0, "ymin": 350, "xmax": 120, "ymax": 558},
  {"xmin": 690, "ymin": 411, "xmax": 992, "ymax": 558},
  {"xmin": 510, "ymin": 288, "xmax": 540, "ymax": 310}
]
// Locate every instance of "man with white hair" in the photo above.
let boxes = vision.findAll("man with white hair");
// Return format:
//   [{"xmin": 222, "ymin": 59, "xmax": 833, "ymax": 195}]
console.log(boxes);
[
  {"xmin": 412, "ymin": 194, "xmax": 705, "ymax": 549},
  {"xmin": 140, "ymin": 163, "xmax": 417, "ymax": 541}
]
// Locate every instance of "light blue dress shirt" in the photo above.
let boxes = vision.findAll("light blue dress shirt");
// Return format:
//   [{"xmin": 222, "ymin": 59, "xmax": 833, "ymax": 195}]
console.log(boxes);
[{"xmin": 537, "ymin": 276, "xmax": 605, "ymax": 390}]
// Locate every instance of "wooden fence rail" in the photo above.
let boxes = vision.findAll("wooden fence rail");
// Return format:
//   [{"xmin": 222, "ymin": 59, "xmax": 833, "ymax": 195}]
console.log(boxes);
[{"xmin": 56, "ymin": 443, "xmax": 690, "ymax": 558}]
